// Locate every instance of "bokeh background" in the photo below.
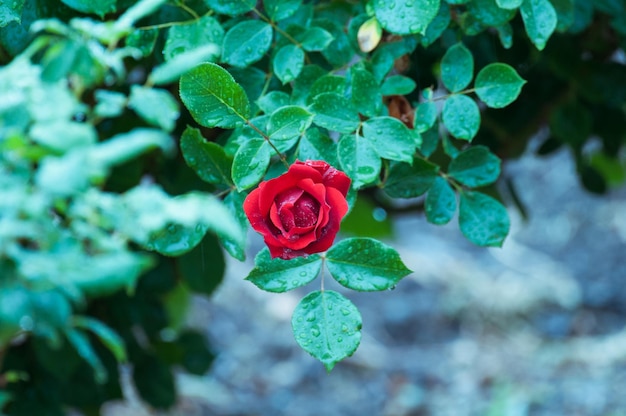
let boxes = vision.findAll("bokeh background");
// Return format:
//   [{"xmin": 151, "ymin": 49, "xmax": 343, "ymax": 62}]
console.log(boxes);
[{"xmin": 103, "ymin": 135, "xmax": 626, "ymax": 415}]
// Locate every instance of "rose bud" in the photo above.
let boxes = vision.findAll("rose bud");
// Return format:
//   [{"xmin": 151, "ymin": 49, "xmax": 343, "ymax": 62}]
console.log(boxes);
[{"xmin": 243, "ymin": 160, "xmax": 351, "ymax": 260}]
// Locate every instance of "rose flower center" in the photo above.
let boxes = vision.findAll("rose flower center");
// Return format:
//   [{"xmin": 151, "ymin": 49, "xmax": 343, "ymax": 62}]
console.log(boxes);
[{"xmin": 275, "ymin": 189, "xmax": 320, "ymax": 232}]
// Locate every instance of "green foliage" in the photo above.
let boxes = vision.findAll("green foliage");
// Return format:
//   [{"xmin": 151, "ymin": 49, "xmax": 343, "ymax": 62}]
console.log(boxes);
[{"xmin": 1, "ymin": 0, "xmax": 625, "ymax": 409}]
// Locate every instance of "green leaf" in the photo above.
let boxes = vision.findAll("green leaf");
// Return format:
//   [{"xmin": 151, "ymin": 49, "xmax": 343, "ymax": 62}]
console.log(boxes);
[
  {"xmin": 374, "ymin": 0, "xmax": 441, "ymax": 35},
  {"xmin": 310, "ymin": 93, "xmax": 360, "ymax": 134},
  {"xmin": 551, "ymin": 0, "xmax": 575, "ymax": 32},
  {"xmin": 298, "ymin": 26, "xmax": 335, "ymax": 52},
  {"xmin": 380, "ymin": 75, "xmax": 417, "ymax": 96},
  {"xmin": 133, "ymin": 353, "xmax": 175, "ymax": 409},
  {"xmin": 268, "ymin": 105, "xmax": 313, "ymax": 152},
  {"xmin": 496, "ymin": 23, "xmax": 514, "ymax": 48},
  {"xmin": 421, "ymin": 1, "xmax": 451, "ymax": 47},
  {"xmin": 291, "ymin": 64, "xmax": 326, "ymax": 105},
  {"xmin": 549, "ymin": 101, "xmax": 591, "ymax": 147},
  {"xmin": 162, "ymin": 15, "xmax": 223, "ymax": 61},
  {"xmin": 30, "ymin": 121, "xmax": 97, "ymax": 153},
  {"xmin": 222, "ymin": 190, "xmax": 248, "ymax": 261},
  {"xmin": 326, "ymin": 237, "xmax": 412, "ymax": 291},
  {"xmin": 0, "ymin": 0, "xmax": 24, "ymax": 27},
  {"xmin": 151, "ymin": 44, "xmax": 222, "ymax": 85},
  {"xmin": 127, "ymin": 28, "xmax": 158, "ymax": 56},
  {"xmin": 337, "ymin": 134, "xmax": 381, "ymax": 189},
  {"xmin": 181, "ymin": 126, "xmax": 233, "ymax": 185},
  {"xmin": 292, "ymin": 290, "xmax": 362, "ymax": 371},
  {"xmin": 475, "ymin": 63, "xmax": 526, "ymax": 108},
  {"xmin": 419, "ymin": 123, "xmax": 439, "ymax": 157},
  {"xmin": 415, "ymin": 100, "xmax": 437, "ymax": 133},
  {"xmin": 350, "ymin": 64, "xmax": 382, "ymax": 117},
  {"xmin": 147, "ymin": 223, "xmax": 207, "ymax": 256},
  {"xmin": 362, "ymin": 116, "xmax": 417, "ymax": 163},
  {"xmin": 205, "ymin": 0, "xmax": 255, "ymax": 15},
  {"xmin": 222, "ymin": 20, "xmax": 273, "ymax": 67},
  {"xmin": 179, "ymin": 62, "xmax": 250, "ymax": 129},
  {"xmin": 459, "ymin": 191, "xmax": 510, "ymax": 247},
  {"xmin": 298, "ymin": 128, "xmax": 339, "ymax": 166},
  {"xmin": 178, "ymin": 234, "xmax": 225, "ymax": 296},
  {"xmin": 520, "ymin": 0, "xmax": 557, "ymax": 50},
  {"xmin": 384, "ymin": 158, "xmax": 439, "ymax": 198},
  {"xmin": 232, "ymin": 139, "xmax": 271, "ymax": 191},
  {"xmin": 448, "ymin": 145, "xmax": 501, "ymax": 187},
  {"xmin": 425, "ymin": 176, "xmax": 457, "ymax": 225},
  {"xmin": 264, "ymin": 0, "xmax": 302, "ymax": 21},
  {"xmin": 65, "ymin": 328, "xmax": 108, "ymax": 384},
  {"xmin": 94, "ymin": 90, "xmax": 127, "ymax": 118},
  {"xmin": 61, "ymin": 0, "xmax": 115, "ymax": 17},
  {"xmin": 441, "ymin": 42, "xmax": 474, "ymax": 93},
  {"xmin": 309, "ymin": 75, "xmax": 347, "ymax": 101},
  {"xmin": 72, "ymin": 316, "xmax": 127, "ymax": 363},
  {"xmin": 315, "ymin": 19, "xmax": 354, "ymax": 68},
  {"xmin": 468, "ymin": 0, "xmax": 516, "ymax": 26},
  {"xmin": 257, "ymin": 91, "xmax": 290, "ymax": 114},
  {"xmin": 128, "ymin": 86, "xmax": 179, "ymax": 132},
  {"xmin": 246, "ymin": 248, "xmax": 322, "ymax": 292},
  {"xmin": 442, "ymin": 94, "xmax": 480, "ymax": 141},
  {"xmin": 273, "ymin": 44, "xmax": 304, "ymax": 84},
  {"xmin": 496, "ymin": 0, "xmax": 522, "ymax": 8}
]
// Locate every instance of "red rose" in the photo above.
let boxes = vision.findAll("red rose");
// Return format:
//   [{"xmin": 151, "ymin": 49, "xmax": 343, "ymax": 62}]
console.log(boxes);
[{"xmin": 243, "ymin": 160, "xmax": 351, "ymax": 260}]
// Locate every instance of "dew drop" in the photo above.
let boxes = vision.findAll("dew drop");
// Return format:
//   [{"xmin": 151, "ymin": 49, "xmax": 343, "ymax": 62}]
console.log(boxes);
[
  {"xmin": 311, "ymin": 328, "xmax": 321, "ymax": 337},
  {"xmin": 299, "ymin": 271, "xmax": 308, "ymax": 277},
  {"xmin": 340, "ymin": 307, "xmax": 351, "ymax": 316}
]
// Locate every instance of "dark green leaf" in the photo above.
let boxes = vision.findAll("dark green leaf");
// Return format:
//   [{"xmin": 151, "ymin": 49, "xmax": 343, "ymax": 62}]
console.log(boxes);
[
  {"xmin": 448, "ymin": 145, "xmax": 501, "ymax": 187},
  {"xmin": 298, "ymin": 26, "xmax": 334, "ymax": 52},
  {"xmin": 65, "ymin": 329, "xmax": 108, "ymax": 384},
  {"xmin": 415, "ymin": 100, "xmax": 437, "ymax": 133},
  {"xmin": 147, "ymin": 223, "xmax": 207, "ymax": 257},
  {"xmin": 126, "ymin": 28, "xmax": 158, "ymax": 56},
  {"xmin": 521, "ymin": 0, "xmax": 557, "ymax": 50},
  {"xmin": 459, "ymin": 191, "xmax": 510, "ymax": 247},
  {"xmin": 310, "ymin": 93, "xmax": 360, "ymax": 134},
  {"xmin": 273, "ymin": 44, "xmax": 304, "ymax": 84},
  {"xmin": 475, "ymin": 63, "xmax": 526, "ymax": 108},
  {"xmin": 72, "ymin": 316, "xmax": 127, "ymax": 363},
  {"xmin": 0, "ymin": 0, "xmax": 24, "ymax": 27},
  {"xmin": 419, "ymin": 123, "xmax": 440, "ymax": 157},
  {"xmin": 205, "ymin": 0, "xmax": 255, "ymax": 15},
  {"xmin": 326, "ymin": 237, "xmax": 412, "ymax": 291},
  {"xmin": 422, "ymin": 1, "xmax": 451, "ymax": 47},
  {"xmin": 374, "ymin": 0, "xmax": 441, "ymax": 35},
  {"xmin": 181, "ymin": 126, "xmax": 233, "ymax": 185},
  {"xmin": 128, "ymin": 86, "xmax": 179, "ymax": 132},
  {"xmin": 222, "ymin": 190, "xmax": 248, "ymax": 261},
  {"xmin": 298, "ymin": 128, "xmax": 339, "ymax": 166},
  {"xmin": 268, "ymin": 105, "xmax": 313, "ymax": 152},
  {"xmin": 178, "ymin": 331, "xmax": 215, "ymax": 375},
  {"xmin": 350, "ymin": 64, "xmax": 382, "ymax": 117},
  {"xmin": 362, "ymin": 116, "xmax": 417, "ymax": 163},
  {"xmin": 179, "ymin": 62, "xmax": 250, "ymax": 129},
  {"xmin": 257, "ymin": 91, "xmax": 290, "ymax": 114},
  {"xmin": 425, "ymin": 176, "xmax": 456, "ymax": 225},
  {"xmin": 468, "ymin": 0, "xmax": 516, "ymax": 26},
  {"xmin": 133, "ymin": 354, "xmax": 176, "ymax": 409},
  {"xmin": 384, "ymin": 158, "xmax": 439, "ymax": 198},
  {"xmin": 442, "ymin": 94, "xmax": 480, "ymax": 141},
  {"xmin": 496, "ymin": 0, "xmax": 522, "ymax": 8},
  {"xmin": 264, "ymin": 0, "xmax": 302, "ymax": 21},
  {"xmin": 292, "ymin": 290, "xmax": 362, "ymax": 371},
  {"xmin": 178, "ymin": 234, "xmax": 225, "ymax": 296},
  {"xmin": 380, "ymin": 75, "xmax": 417, "ymax": 96},
  {"xmin": 309, "ymin": 75, "xmax": 346, "ymax": 101},
  {"xmin": 232, "ymin": 139, "xmax": 271, "ymax": 191},
  {"xmin": 162, "ymin": 15, "xmax": 223, "ymax": 61},
  {"xmin": 61, "ymin": 0, "xmax": 115, "ymax": 17},
  {"xmin": 337, "ymin": 133, "xmax": 381, "ymax": 188},
  {"xmin": 550, "ymin": 0, "xmax": 574, "ymax": 32},
  {"xmin": 222, "ymin": 20, "xmax": 273, "ymax": 67},
  {"xmin": 291, "ymin": 65, "xmax": 326, "ymax": 105},
  {"xmin": 549, "ymin": 101, "xmax": 592, "ymax": 147},
  {"xmin": 246, "ymin": 249, "xmax": 322, "ymax": 292},
  {"xmin": 441, "ymin": 42, "xmax": 474, "ymax": 93}
]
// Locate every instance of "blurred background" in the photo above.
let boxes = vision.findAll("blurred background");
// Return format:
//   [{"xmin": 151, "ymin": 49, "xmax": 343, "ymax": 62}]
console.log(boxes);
[{"xmin": 103, "ymin": 136, "xmax": 626, "ymax": 415}]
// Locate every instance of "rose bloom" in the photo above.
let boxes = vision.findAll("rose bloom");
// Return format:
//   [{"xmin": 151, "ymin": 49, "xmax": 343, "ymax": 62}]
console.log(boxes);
[{"xmin": 243, "ymin": 160, "xmax": 351, "ymax": 260}]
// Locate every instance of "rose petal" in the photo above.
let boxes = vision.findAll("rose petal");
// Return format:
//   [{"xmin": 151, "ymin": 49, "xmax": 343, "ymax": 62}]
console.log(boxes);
[
  {"xmin": 301, "ymin": 187, "xmax": 349, "ymax": 255},
  {"xmin": 298, "ymin": 160, "xmax": 351, "ymax": 196}
]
